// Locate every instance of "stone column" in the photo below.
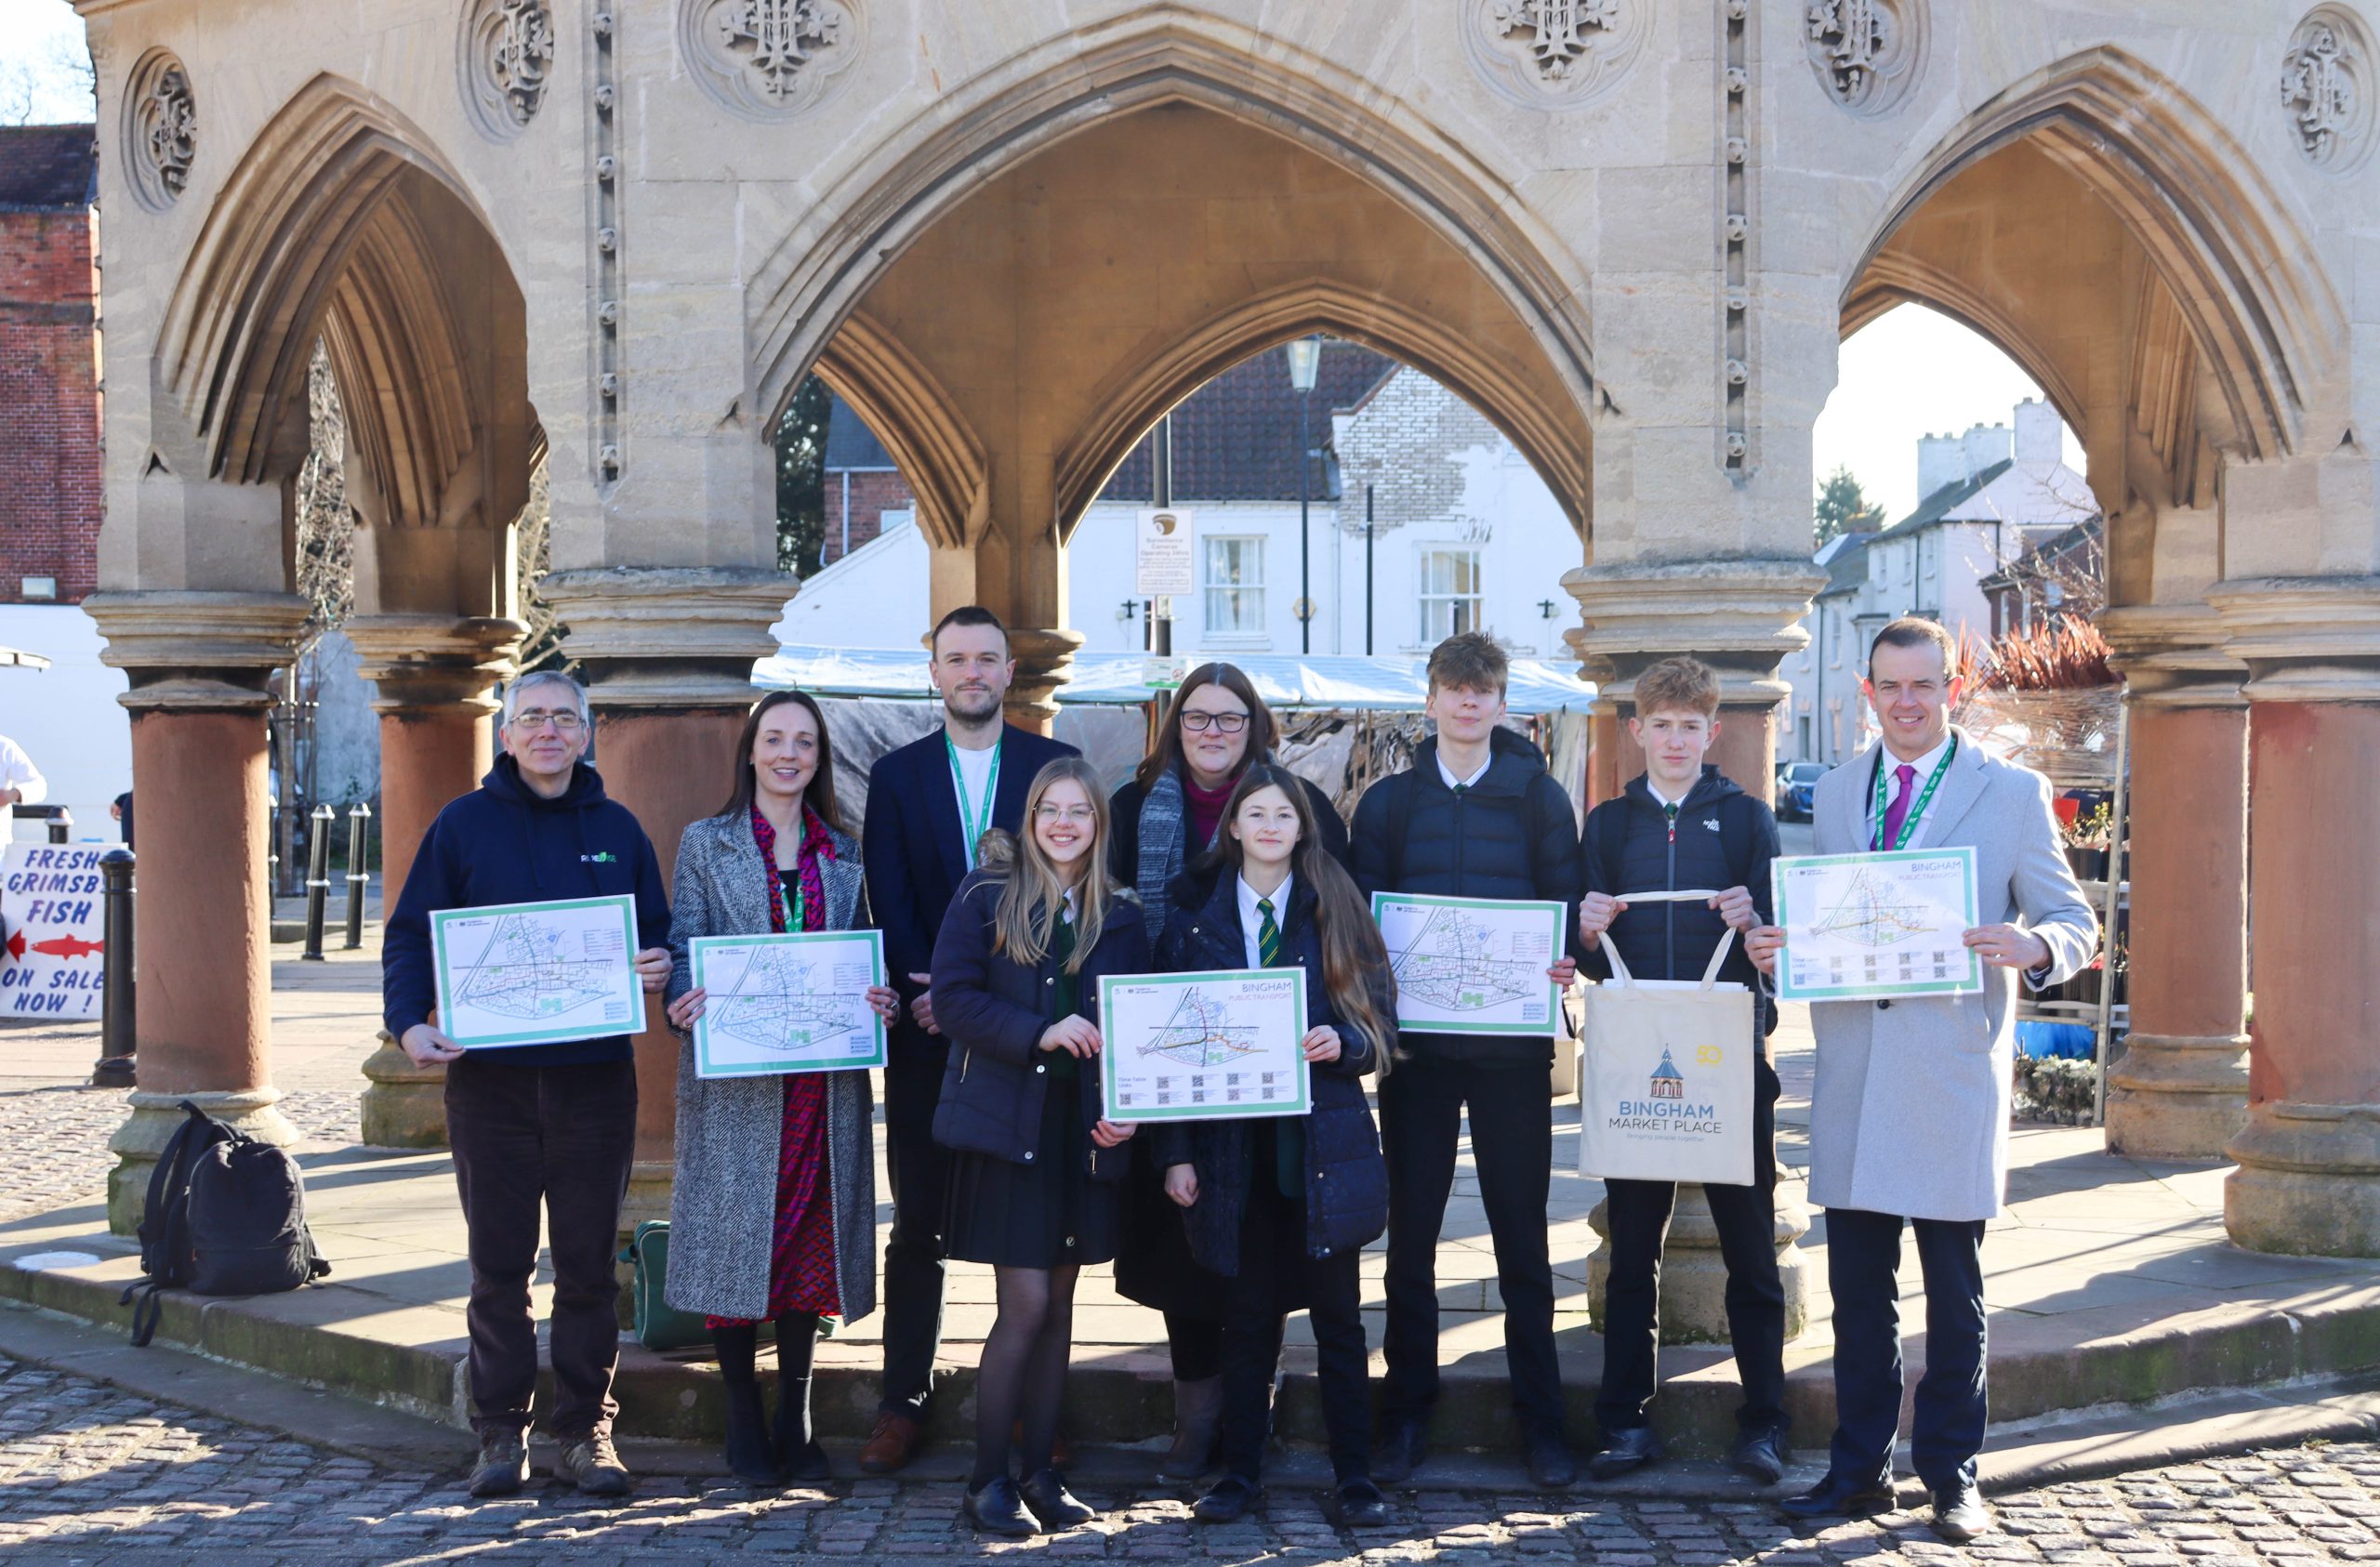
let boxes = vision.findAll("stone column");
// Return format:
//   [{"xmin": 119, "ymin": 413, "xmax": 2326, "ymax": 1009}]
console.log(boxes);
[
  {"xmin": 543, "ymin": 567, "xmax": 791, "ymax": 1235},
  {"xmin": 1565, "ymin": 560, "xmax": 1827, "ymax": 803},
  {"xmin": 83, "ymin": 592, "xmax": 310, "ymax": 1232},
  {"xmin": 2212, "ymin": 578, "xmax": 2380, "ymax": 1257},
  {"xmin": 1004, "ymin": 626, "xmax": 1084, "ymax": 736},
  {"xmin": 344, "ymin": 614, "xmax": 524, "ymax": 1149},
  {"xmin": 2099, "ymin": 606, "xmax": 2250, "ymax": 1160}
]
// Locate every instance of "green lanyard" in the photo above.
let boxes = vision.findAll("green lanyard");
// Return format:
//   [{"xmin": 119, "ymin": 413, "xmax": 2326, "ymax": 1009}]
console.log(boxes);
[
  {"xmin": 945, "ymin": 734, "xmax": 1000, "ymax": 863},
  {"xmin": 1871, "ymin": 736, "xmax": 1956, "ymax": 851},
  {"xmin": 779, "ymin": 822, "xmax": 808, "ymax": 931}
]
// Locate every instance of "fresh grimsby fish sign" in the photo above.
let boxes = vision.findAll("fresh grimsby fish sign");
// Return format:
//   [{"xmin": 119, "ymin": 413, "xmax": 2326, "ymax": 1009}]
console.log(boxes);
[{"xmin": 0, "ymin": 843, "xmax": 109, "ymax": 1019}]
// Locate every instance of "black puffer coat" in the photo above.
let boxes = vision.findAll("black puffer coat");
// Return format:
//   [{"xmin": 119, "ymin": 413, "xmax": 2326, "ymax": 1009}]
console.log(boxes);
[
  {"xmin": 929, "ymin": 869, "xmax": 1149, "ymax": 1179},
  {"xmin": 1580, "ymin": 764, "xmax": 1778, "ymax": 1035},
  {"xmin": 1152, "ymin": 871, "xmax": 1392, "ymax": 1271},
  {"xmin": 1349, "ymin": 726, "xmax": 1584, "ymax": 1064}
]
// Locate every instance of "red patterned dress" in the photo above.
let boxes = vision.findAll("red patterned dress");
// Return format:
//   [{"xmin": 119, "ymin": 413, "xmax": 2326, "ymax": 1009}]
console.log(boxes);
[{"xmin": 705, "ymin": 804, "xmax": 843, "ymax": 1328}]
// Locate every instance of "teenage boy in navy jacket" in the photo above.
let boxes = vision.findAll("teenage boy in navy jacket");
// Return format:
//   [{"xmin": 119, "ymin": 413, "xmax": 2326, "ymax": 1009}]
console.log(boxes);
[
  {"xmin": 1352, "ymin": 632, "xmax": 1585, "ymax": 1488},
  {"xmin": 382, "ymin": 671, "xmax": 672, "ymax": 1500},
  {"xmin": 1576, "ymin": 655, "xmax": 1787, "ymax": 1484}
]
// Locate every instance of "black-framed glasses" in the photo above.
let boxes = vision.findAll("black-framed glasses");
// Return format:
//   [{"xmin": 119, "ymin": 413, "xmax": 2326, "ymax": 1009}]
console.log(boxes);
[{"xmin": 1181, "ymin": 711, "xmax": 1249, "ymax": 733}]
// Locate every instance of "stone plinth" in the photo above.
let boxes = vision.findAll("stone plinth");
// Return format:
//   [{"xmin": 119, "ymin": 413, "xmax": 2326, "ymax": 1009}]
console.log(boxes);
[
  {"xmin": 1585, "ymin": 1174, "xmax": 1813, "ymax": 1345},
  {"xmin": 359, "ymin": 1030, "xmax": 449, "ymax": 1149}
]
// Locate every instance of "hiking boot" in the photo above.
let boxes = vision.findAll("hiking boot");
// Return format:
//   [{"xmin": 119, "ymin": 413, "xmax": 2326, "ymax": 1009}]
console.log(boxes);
[
  {"xmin": 468, "ymin": 1430, "xmax": 529, "ymax": 1497},
  {"xmin": 557, "ymin": 1432, "xmax": 634, "ymax": 1497},
  {"xmin": 1156, "ymin": 1376, "xmax": 1223, "ymax": 1482}
]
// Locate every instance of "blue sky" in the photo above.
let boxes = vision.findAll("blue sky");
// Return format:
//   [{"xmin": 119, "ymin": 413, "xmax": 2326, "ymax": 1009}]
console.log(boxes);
[{"xmin": 5, "ymin": 0, "xmax": 2068, "ymax": 529}]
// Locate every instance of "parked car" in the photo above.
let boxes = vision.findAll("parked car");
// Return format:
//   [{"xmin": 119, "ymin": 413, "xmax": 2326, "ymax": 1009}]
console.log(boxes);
[{"xmin": 1775, "ymin": 761, "xmax": 1826, "ymax": 823}]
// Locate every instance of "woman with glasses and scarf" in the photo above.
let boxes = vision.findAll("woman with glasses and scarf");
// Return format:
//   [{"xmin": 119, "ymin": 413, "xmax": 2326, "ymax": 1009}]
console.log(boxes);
[
  {"xmin": 1104, "ymin": 663, "xmax": 1350, "ymax": 1478},
  {"xmin": 661, "ymin": 690, "xmax": 900, "ymax": 1485}
]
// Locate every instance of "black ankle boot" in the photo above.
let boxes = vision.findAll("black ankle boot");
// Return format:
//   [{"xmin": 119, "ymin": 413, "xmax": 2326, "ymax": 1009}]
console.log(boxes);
[
  {"xmin": 773, "ymin": 1312, "xmax": 827, "ymax": 1481},
  {"xmin": 712, "ymin": 1324, "xmax": 776, "ymax": 1484}
]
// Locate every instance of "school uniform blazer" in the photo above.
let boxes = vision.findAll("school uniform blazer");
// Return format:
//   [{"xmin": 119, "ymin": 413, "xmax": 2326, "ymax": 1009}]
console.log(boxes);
[
  {"xmin": 1804, "ymin": 728, "xmax": 2097, "ymax": 1221},
  {"xmin": 861, "ymin": 724, "xmax": 1078, "ymax": 1047}
]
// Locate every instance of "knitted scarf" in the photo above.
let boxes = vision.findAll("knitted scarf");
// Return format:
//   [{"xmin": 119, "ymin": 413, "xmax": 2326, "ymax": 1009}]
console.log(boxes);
[
  {"xmin": 751, "ymin": 802, "xmax": 833, "ymax": 934},
  {"xmin": 1135, "ymin": 766, "xmax": 1191, "ymax": 933}
]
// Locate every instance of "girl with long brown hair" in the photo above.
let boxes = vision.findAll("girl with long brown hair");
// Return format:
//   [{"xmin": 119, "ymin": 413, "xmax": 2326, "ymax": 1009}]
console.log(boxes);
[
  {"xmin": 1153, "ymin": 762, "xmax": 1396, "ymax": 1528},
  {"xmin": 1105, "ymin": 661, "xmax": 1349, "ymax": 1477},
  {"xmin": 928, "ymin": 756, "xmax": 1148, "ymax": 1536}
]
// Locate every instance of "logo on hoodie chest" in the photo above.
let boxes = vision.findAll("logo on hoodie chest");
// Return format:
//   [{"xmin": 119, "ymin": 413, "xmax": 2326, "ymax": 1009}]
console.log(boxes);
[{"xmin": 581, "ymin": 852, "xmax": 618, "ymax": 863}]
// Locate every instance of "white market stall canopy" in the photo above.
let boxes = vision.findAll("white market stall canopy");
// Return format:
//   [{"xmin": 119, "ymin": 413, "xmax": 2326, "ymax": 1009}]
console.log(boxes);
[{"xmin": 754, "ymin": 645, "xmax": 1597, "ymax": 715}]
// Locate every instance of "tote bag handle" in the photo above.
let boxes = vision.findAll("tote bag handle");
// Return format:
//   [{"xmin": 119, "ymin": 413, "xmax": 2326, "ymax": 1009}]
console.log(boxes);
[{"xmin": 1593, "ymin": 889, "xmax": 1737, "ymax": 991}]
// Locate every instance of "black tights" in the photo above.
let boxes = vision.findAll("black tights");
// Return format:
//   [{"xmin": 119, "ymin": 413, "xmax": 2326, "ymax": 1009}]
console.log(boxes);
[
  {"xmin": 971, "ymin": 1264, "xmax": 1079, "ymax": 1490},
  {"xmin": 712, "ymin": 1312, "xmax": 823, "ymax": 1450}
]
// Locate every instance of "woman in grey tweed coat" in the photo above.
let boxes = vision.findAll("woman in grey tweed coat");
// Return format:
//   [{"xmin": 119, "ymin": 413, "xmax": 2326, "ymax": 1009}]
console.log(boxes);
[{"xmin": 664, "ymin": 690, "xmax": 895, "ymax": 1485}]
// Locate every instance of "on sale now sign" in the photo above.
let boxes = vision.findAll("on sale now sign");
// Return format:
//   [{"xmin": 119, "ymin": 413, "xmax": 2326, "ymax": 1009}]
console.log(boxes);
[{"xmin": 0, "ymin": 843, "xmax": 108, "ymax": 1019}]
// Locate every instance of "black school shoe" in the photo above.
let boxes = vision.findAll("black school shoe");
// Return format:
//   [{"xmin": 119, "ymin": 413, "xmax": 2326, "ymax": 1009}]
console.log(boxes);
[
  {"xmin": 1322, "ymin": 1480, "xmax": 1393, "ymax": 1528},
  {"xmin": 1729, "ymin": 1428, "xmax": 1789, "ymax": 1485},
  {"xmin": 1778, "ymin": 1471, "xmax": 1896, "ymax": 1522},
  {"xmin": 1586, "ymin": 1425, "xmax": 1664, "ymax": 1481},
  {"xmin": 1527, "ymin": 1429, "xmax": 1579, "ymax": 1488},
  {"xmin": 1371, "ymin": 1418, "xmax": 1428, "ymax": 1485},
  {"xmin": 1931, "ymin": 1480, "xmax": 1991, "ymax": 1542},
  {"xmin": 1192, "ymin": 1475, "xmax": 1259, "ymax": 1523},
  {"xmin": 1018, "ymin": 1468, "xmax": 1097, "ymax": 1531},
  {"xmin": 963, "ymin": 1476, "xmax": 1039, "ymax": 1537}
]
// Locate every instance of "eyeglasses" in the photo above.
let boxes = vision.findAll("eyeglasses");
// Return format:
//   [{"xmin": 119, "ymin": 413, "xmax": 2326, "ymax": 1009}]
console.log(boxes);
[
  {"xmin": 1181, "ymin": 711, "xmax": 1249, "ymax": 733},
  {"xmin": 510, "ymin": 709, "xmax": 584, "ymax": 732},
  {"xmin": 1034, "ymin": 804, "xmax": 1097, "ymax": 823}
]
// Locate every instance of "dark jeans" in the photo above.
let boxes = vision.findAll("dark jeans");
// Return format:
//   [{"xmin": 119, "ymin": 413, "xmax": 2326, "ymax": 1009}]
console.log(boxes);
[
  {"xmin": 1378, "ymin": 1056, "xmax": 1563, "ymax": 1439},
  {"xmin": 1825, "ymin": 1207, "xmax": 1990, "ymax": 1491},
  {"xmin": 1215, "ymin": 1164, "xmax": 1370, "ymax": 1487},
  {"xmin": 880, "ymin": 1035, "xmax": 951, "ymax": 1417},
  {"xmin": 1596, "ymin": 1056, "xmax": 1786, "ymax": 1438},
  {"xmin": 443, "ymin": 1055, "xmax": 637, "ymax": 1442}
]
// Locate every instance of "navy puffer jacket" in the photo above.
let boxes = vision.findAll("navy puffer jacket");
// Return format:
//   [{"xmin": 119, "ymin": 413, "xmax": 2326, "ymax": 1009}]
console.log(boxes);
[
  {"xmin": 929, "ymin": 867, "xmax": 1149, "ymax": 1178},
  {"xmin": 1153, "ymin": 871, "xmax": 1392, "ymax": 1270}
]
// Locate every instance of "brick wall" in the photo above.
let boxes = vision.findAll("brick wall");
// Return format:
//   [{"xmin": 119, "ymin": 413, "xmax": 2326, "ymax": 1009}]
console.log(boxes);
[
  {"xmin": 821, "ymin": 468, "xmax": 917, "ymax": 564},
  {"xmin": 0, "ymin": 206, "xmax": 100, "ymax": 604},
  {"xmin": 1333, "ymin": 366, "xmax": 1499, "ymax": 536}
]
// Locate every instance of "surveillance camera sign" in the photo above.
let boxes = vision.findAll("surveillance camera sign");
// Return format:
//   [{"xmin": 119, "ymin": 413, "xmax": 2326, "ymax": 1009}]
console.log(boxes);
[
  {"xmin": 0, "ymin": 844, "xmax": 110, "ymax": 1019},
  {"xmin": 1135, "ymin": 507, "xmax": 1197, "ymax": 597}
]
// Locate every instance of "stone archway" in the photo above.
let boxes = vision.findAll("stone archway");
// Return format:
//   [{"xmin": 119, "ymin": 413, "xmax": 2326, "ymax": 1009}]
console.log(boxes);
[
  {"xmin": 86, "ymin": 73, "xmax": 541, "ymax": 1202},
  {"xmin": 1832, "ymin": 48, "xmax": 2354, "ymax": 1202}
]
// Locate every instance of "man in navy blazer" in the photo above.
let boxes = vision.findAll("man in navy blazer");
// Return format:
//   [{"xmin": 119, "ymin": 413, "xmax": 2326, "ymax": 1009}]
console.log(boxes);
[{"xmin": 858, "ymin": 605, "xmax": 1078, "ymax": 1471}]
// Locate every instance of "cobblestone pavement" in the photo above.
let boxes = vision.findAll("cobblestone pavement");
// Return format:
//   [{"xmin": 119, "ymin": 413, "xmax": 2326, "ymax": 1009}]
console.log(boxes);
[
  {"xmin": 2, "ymin": 1356, "xmax": 2376, "ymax": 1565},
  {"xmin": 0, "ymin": 1084, "xmax": 358, "ymax": 1221}
]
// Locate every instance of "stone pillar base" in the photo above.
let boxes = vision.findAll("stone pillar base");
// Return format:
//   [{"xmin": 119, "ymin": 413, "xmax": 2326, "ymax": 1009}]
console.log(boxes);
[
  {"xmin": 108, "ymin": 1087, "xmax": 299, "ymax": 1234},
  {"xmin": 359, "ymin": 1031, "xmax": 448, "ymax": 1149},
  {"xmin": 2224, "ymin": 1102, "xmax": 2380, "ymax": 1258},
  {"xmin": 1586, "ymin": 1176, "xmax": 1812, "ymax": 1345},
  {"xmin": 2104, "ymin": 1032, "xmax": 2250, "ymax": 1161}
]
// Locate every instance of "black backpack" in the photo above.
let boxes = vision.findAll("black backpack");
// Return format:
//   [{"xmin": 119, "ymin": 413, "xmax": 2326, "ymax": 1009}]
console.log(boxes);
[{"xmin": 121, "ymin": 1100, "xmax": 331, "ymax": 1346}]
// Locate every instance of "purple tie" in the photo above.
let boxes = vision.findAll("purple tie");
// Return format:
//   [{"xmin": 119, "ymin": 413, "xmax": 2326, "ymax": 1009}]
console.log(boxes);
[{"xmin": 1880, "ymin": 762, "xmax": 1918, "ymax": 849}]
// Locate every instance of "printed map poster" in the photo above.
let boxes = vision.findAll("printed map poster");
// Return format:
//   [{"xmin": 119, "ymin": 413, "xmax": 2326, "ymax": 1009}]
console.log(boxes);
[
  {"xmin": 1771, "ymin": 848, "xmax": 1983, "ymax": 1002},
  {"xmin": 0, "ymin": 843, "xmax": 110, "ymax": 1020},
  {"xmin": 1371, "ymin": 892, "xmax": 1566, "ymax": 1037},
  {"xmin": 430, "ymin": 894, "xmax": 645, "ymax": 1048},
  {"xmin": 689, "ymin": 930, "xmax": 888, "ymax": 1078},
  {"xmin": 1098, "ymin": 968, "xmax": 1310, "ymax": 1124}
]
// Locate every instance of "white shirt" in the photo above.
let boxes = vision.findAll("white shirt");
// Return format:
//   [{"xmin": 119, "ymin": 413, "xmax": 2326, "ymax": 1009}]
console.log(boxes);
[
  {"xmin": 1864, "ymin": 732, "xmax": 1954, "ymax": 850},
  {"xmin": 1436, "ymin": 749, "xmax": 1491, "ymax": 791},
  {"xmin": 948, "ymin": 736, "xmax": 998, "ymax": 862},
  {"xmin": 1646, "ymin": 775, "xmax": 1693, "ymax": 811},
  {"xmin": 0, "ymin": 734, "xmax": 45, "ymax": 807},
  {"xmin": 1236, "ymin": 871, "xmax": 1292, "ymax": 969}
]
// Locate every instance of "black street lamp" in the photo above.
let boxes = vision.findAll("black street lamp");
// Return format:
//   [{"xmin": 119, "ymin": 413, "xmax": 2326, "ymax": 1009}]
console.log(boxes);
[{"xmin": 1285, "ymin": 335, "xmax": 1321, "ymax": 654}]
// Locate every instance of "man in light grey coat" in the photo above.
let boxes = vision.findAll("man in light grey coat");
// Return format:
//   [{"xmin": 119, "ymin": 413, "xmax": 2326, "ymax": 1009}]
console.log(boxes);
[{"xmin": 1749, "ymin": 617, "xmax": 2096, "ymax": 1544}]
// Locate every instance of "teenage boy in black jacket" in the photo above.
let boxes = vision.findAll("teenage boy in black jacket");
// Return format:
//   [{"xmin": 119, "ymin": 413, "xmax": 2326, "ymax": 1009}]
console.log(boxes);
[
  {"xmin": 1352, "ymin": 632, "xmax": 1585, "ymax": 1488},
  {"xmin": 1576, "ymin": 655, "xmax": 1788, "ymax": 1484},
  {"xmin": 383, "ymin": 671, "xmax": 673, "ymax": 1501}
]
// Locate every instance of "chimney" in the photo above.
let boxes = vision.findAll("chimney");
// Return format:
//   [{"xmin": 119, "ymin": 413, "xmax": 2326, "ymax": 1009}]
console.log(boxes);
[
  {"xmin": 1915, "ymin": 431, "xmax": 1964, "ymax": 503},
  {"xmin": 1963, "ymin": 420, "xmax": 2013, "ymax": 481},
  {"xmin": 2013, "ymin": 397, "xmax": 2062, "ymax": 465}
]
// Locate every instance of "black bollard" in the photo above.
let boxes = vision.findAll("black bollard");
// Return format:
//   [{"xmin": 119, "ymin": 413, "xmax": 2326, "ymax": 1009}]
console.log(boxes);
[
  {"xmin": 91, "ymin": 849, "xmax": 136, "ymax": 1088},
  {"xmin": 342, "ymin": 801, "xmax": 371, "ymax": 950},
  {"xmin": 300, "ymin": 802, "xmax": 334, "ymax": 961},
  {"xmin": 46, "ymin": 808, "xmax": 71, "ymax": 846}
]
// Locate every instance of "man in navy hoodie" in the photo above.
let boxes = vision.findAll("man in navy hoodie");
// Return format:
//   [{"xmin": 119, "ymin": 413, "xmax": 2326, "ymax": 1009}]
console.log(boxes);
[
  {"xmin": 382, "ymin": 670, "xmax": 672, "ymax": 1499},
  {"xmin": 1576, "ymin": 655, "xmax": 1785, "ymax": 1485},
  {"xmin": 1353, "ymin": 632, "xmax": 1584, "ymax": 1488}
]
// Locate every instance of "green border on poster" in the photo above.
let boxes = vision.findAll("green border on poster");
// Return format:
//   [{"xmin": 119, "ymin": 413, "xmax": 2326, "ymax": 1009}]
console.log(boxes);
[
  {"xmin": 689, "ymin": 929, "xmax": 889, "ymax": 1077},
  {"xmin": 1369, "ymin": 890, "xmax": 1567, "ymax": 1036},
  {"xmin": 1098, "ymin": 968, "xmax": 1311, "ymax": 1123},
  {"xmin": 430, "ymin": 893, "xmax": 645, "ymax": 1048},
  {"xmin": 1770, "ymin": 848, "xmax": 1983, "ymax": 1002}
]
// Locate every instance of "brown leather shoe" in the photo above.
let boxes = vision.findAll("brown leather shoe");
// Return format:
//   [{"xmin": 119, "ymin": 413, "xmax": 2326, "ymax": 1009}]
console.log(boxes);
[{"xmin": 857, "ymin": 1411, "xmax": 925, "ymax": 1474}]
